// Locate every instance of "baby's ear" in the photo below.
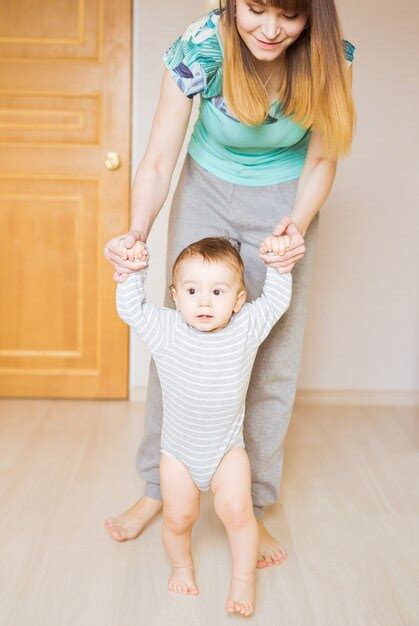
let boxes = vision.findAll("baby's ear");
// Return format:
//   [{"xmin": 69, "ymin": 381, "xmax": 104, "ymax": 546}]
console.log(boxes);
[
  {"xmin": 169, "ymin": 284, "xmax": 177, "ymax": 305},
  {"xmin": 234, "ymin": 288, "xmax": 247, "ymax": 313}
]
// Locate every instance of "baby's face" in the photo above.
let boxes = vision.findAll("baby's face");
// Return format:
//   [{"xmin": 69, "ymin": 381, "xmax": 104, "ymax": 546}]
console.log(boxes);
[{"xmin": 171, "ymin": 257, "xmax": 246, "ymax": 332}]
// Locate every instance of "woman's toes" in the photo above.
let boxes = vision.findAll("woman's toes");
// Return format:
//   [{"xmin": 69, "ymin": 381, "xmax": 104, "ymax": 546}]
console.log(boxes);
[
  {"xmin": 104, "ymin": 521, "xmax": 123, "ymax": 539},
  {"xmin": 256, "ymin": 557, "xmax": 268, "ymax": 568},
  {"xmin": 226, "ymin": 600, "xmax": 235, "ymax": 613},
  {"xmin": 105, "ymin": 519, "xmax": 117, "ymax": 529}
]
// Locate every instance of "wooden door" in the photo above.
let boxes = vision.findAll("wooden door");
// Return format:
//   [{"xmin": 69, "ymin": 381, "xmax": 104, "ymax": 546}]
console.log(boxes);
[{"xmin": 0, "ymin": 0, "xmax": 131, "ymax": 398}]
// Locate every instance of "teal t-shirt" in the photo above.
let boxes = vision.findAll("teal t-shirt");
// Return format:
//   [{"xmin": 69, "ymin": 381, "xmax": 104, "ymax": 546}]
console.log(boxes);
[{"xmin": 162, "ymin": 9, "xmax": 355, "ymax": 187}]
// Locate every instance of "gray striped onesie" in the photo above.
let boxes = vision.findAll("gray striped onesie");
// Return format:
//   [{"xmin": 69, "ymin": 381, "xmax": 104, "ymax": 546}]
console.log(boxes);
[{"xmin": 116, "ymin": 266, "xmax": 292, "ymax": 491}]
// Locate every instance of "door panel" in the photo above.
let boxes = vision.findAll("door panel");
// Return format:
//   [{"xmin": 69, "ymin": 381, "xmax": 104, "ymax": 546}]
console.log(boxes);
[{"xmin": 0, "ymin": 0, "xmax": 131, "ymax": 398}]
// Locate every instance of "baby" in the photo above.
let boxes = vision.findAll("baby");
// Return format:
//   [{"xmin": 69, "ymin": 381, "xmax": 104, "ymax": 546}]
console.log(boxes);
[{"xmin": 115, "ymin": 235, "xmax": 292, "ymax": 617}]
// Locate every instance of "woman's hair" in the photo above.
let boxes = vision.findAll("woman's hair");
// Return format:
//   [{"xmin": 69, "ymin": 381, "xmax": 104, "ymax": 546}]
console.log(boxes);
[
  {"xmin": 220, "ymin": 0, "xmax": 356, "ymax": 158},
  {"xmin": 170, "ymin": 236, "xmax": 245, "ymax": 293}
]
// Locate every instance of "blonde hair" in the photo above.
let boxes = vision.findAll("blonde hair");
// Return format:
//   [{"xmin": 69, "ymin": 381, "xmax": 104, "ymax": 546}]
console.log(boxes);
[
  {"xmin": 220, "ymin": 0, "xmax": 356, "ymax": 158},
  {"xmin": 170, "ymin": 237, "xmax": 245, "ymax": 293}
]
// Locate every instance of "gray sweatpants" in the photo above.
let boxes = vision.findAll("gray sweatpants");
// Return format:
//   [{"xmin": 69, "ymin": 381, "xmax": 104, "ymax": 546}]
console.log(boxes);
[{"xmin": 137, "ymin": 154, "xmax": 319, "ymax": 519}]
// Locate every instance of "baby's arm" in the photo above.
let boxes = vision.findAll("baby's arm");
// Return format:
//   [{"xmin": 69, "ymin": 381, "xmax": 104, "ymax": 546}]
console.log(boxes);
[
  {"xmin": 115, "ymin": 243, "xmax": 174, "ymax": 353},
  {"xmin": 246, "ymin": 235, "xmax": 293, "ymax": 345}
]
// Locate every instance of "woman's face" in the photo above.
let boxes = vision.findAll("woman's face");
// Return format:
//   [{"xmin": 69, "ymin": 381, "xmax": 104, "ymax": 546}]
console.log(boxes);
[{"xmin": 235, "ymin": 0, "xmax": 308, "ymax": 62}]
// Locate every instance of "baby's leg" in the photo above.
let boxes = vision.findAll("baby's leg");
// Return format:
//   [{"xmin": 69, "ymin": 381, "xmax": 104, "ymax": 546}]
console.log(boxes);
[
  {"xmin": 160, "ymin": 453, "xmax": 201, "ymax": 595},
  {"xmin": 211, "ymin": 448, "xmax": 258, "ymax": 617}
]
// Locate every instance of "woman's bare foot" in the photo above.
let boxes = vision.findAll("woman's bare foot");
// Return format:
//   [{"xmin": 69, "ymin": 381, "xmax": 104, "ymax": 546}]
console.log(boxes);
[
  {"xmin": 104, "ymin": 496, "xmax": 162, "ymax": 541},
  {"xmin": 256, "ymin": 520, "xmax": 288, "ymax": 568},
  {"xmin": 168, "ymin": 564, "xmax": 199, "ymax": 595},
  {"xmin": 226, "ymin": 575, "xmax": 255, "ymax": 616}
]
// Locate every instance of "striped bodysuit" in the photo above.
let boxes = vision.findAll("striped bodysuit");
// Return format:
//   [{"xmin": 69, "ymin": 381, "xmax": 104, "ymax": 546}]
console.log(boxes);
[{"xmin": 116, "ymin": 266, "xmax": 292, "ymax": 491}]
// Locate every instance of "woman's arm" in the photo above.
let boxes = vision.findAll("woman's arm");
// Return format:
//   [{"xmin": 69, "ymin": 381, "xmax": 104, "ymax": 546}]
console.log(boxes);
[
  {"xmin": 104, "ymin": 68, "xmax": 193, "ymax": 279},
  {"xmin": 290, "ymin": 129, "xmax": 337, "ymax": 237},
  {"xmin": 265, "ymin": 136, "xmax": 337, "ymax": 272},
  {"xmin": 290, "ymin": 64, "xmax": 353, "ymax": 236},
  {"xmin": 267, "ymin": 65, "xmax": 353, "ymax": 271},
  {"xmin": 130, "ymin": 68, "xmax": 193, "ymax": 238},
  {"xmin": 264, "ymin": 140, "xmax": 337, "ymax": 272}
]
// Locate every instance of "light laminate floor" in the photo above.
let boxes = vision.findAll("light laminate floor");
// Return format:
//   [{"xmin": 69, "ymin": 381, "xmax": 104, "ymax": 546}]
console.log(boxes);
[{"xmin": 0, "ymin": 399, "xmax": 417, "ymax": 626}]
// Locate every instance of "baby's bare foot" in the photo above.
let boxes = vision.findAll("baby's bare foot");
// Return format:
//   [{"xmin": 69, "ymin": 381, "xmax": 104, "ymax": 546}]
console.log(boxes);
[
  {"xmin": 256, "ymin": 520, "xmax": 288, "ymax": 568},
  {"xmin": 226, "ymin": 575, "xmax": 255, "ymax": 616},
  {"xmin": 104, "ymin": 497, "xmax": 162, "ymax": 542},
  {"xmin": 168, "ymin": 564, "xmax": 199, "ymax": 595}
]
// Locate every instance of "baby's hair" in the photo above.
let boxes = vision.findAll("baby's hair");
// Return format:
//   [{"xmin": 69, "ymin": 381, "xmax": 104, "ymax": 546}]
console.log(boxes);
[{"xmin": 169, "ymin": 236, "xmax": 245, "ymax": 296}]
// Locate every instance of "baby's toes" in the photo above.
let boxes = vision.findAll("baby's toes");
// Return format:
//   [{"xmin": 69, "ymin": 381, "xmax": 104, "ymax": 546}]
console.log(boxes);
[
  {"xmin": 239, "ymin": 602, "xmax": 248, "ymax": 615},
  {"xmin": 242, "ymin": 603, "xmax": 250, "ymax": 616}
]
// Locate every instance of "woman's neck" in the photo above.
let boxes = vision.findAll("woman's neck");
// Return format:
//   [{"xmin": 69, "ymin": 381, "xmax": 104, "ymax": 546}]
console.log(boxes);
[
  {"xmin": 253, "ymin": 56, "xmax": 285, "ymax": 104},
  {"xmin": 253, "ymin": 55, "xmax": 285, "ymax": 84}
]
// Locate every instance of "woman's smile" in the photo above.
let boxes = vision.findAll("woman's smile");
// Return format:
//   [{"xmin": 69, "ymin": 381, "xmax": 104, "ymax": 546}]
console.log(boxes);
[{"xmin": 253, "ymin": 35, "xmax": 283, "ymax": 49}]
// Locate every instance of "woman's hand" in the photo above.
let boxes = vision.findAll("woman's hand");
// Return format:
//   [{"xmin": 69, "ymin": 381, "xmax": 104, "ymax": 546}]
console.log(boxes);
[
  {"xmin": 259, "ymin": 216, "xmax": 306, "ymax": 273},
  {"xmin": 103, "ymin": 229, "xmax": 148, "ymax": 282}
]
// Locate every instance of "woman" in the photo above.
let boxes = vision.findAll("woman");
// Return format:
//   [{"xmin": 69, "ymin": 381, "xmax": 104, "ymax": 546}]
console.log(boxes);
[{"xmin": 103, "ymin": 0, "xmax": 355, "ymax": 569}]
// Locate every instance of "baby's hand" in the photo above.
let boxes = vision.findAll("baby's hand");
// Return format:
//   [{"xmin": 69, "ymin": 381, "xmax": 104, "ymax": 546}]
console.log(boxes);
[
  {"xmin": 259, "ymin": 234, "xmax": 291, "ymax": 257},
  {"xmin": 127, "ymin": 240, "xmax": 149, "ymax": 264}
]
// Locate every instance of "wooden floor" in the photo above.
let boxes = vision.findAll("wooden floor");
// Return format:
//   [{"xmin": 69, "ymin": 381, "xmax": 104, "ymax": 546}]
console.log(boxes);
[{"xmin": 0, "ymin": 399, "xmax": 417, "ymax": 626}]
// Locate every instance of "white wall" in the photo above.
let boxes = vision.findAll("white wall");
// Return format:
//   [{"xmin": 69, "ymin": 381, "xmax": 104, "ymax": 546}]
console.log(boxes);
[
  {"xmin": 298, "ymin": 0, "xmax": 419, "ymax": 393},
  {"xmin": 130, "ymin": 0, "xmax": 205, "ymax": 393},
  {"xmin": 130, "ymin": 0, "xmax": 418, "ymax": 398}
]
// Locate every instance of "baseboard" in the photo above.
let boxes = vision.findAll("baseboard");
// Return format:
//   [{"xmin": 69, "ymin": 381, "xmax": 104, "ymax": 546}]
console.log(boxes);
[
  {"xmin": 130, "ymin": 386, "xmax": 147, "ymax": 402},
  {"xmin": 130, "ymin": 386, "xmax": 417, "ymax": 407},
  {"xmin": 295, "ymin": 389, "xmax": 417, "ymax": 407}
]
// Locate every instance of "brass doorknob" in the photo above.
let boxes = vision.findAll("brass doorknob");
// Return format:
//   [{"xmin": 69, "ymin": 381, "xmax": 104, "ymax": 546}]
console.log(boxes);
[{"xmin": 104, "ymin": 152, "xmax": 121, "ymax": 170}]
